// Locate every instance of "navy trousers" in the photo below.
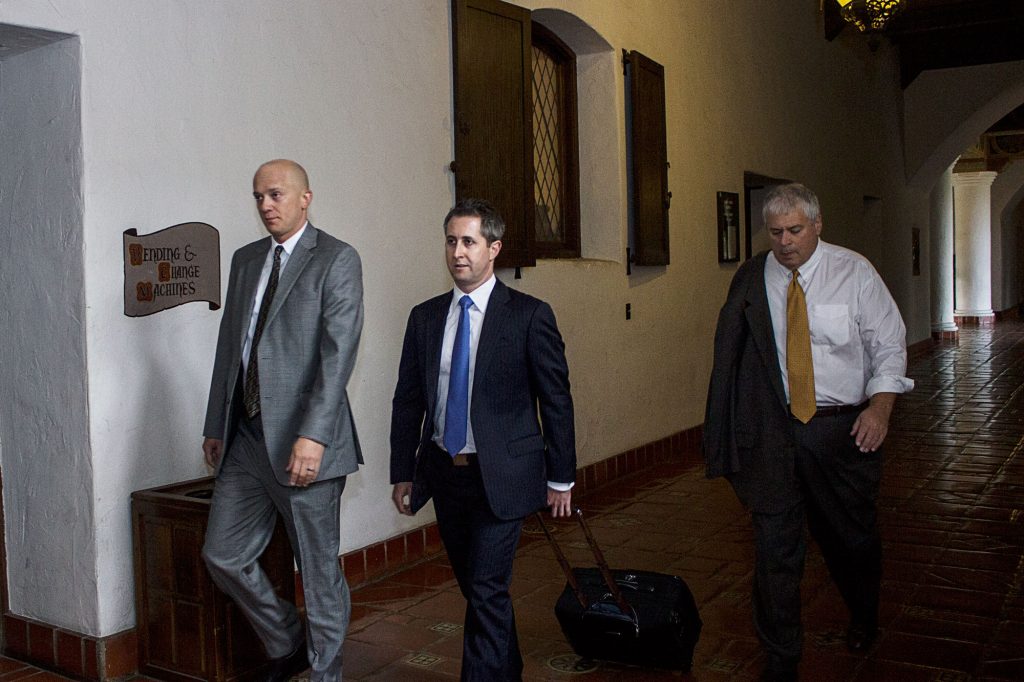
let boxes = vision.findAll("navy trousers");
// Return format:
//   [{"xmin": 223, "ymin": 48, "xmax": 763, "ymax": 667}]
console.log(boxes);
[{"xmin": 426, "ymin": 444, "xmax": 525, "ymax": 682}]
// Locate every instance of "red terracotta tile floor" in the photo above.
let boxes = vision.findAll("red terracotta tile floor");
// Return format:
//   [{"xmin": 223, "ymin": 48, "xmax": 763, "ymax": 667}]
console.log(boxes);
[{"xmin": 5, "ymin": 321, "xmax": 1024, "ymax": 680}]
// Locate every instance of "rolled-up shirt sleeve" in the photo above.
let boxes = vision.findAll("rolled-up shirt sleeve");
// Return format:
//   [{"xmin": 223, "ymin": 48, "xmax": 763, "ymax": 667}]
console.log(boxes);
[{"xmin": 860, "ymin": 269, "xmax": 915, "ymax": 397}]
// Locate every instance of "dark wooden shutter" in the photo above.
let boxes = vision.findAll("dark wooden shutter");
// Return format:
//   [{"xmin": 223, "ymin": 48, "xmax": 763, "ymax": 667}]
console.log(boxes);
[
  {"xmin": 452, "ymin": 0, "xmax": 535, "ymax": 268},
  {"xmin": 625, "ymin": 50, "xmax": 670, "ymax": 266}
]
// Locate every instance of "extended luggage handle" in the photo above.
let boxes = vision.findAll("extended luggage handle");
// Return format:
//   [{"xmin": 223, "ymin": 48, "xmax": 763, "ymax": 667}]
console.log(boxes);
[
  {"xmin": 534, "ymin": 511, "xmax": 588, "ymax": 608},
  {"xmin": 535, "ymin": 507, "xmax": 636, "ymax": 621}
]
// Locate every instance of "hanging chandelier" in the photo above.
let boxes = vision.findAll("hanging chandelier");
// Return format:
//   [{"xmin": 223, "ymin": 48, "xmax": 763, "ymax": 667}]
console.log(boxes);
[{"xmin": 835, "ymin": 0, "xmax": 906, "ymax": 33}]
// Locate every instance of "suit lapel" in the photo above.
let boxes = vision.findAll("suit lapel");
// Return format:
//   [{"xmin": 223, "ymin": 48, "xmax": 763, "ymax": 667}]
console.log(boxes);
[
  {"xmin": 426, "ymin": 292, "xmax": 452, "ymax": 418},
  {"xmin": 472, "ymin": 279, "xmax": 510, "ymax": 395},
  {"xmin": 266, "ymin": 224, "xmax": 317, "ymax": 327},
  {"xmin": 744, "ymin": 254, "xmax": 787, "ymax": 409},
  {"xmin": 236, "ymin": 240, "xmax": 270, "ymax": 348}
]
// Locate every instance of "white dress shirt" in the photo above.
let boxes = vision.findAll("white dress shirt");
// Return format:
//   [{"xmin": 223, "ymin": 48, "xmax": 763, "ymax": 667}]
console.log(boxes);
[
  {"xmin": 432, "ymin": 275, "xmax": 496, "ymax": 454},
  {"xmin": 241, "ymin": 222, "xmax": 308, "ymax": 371},
  {"xmin": 765, "ymin": 240, "xmax": 914, "ymax": 406},
  {"xmin": 432, "ymin": 275, "xmax": 571, "ymax": 491}
]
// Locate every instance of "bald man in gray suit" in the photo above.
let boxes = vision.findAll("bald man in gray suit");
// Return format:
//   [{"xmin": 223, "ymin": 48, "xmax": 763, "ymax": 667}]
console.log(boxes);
[{"xmin": 201, "ymin": 159, "xmax": 363, "ymax": 682}]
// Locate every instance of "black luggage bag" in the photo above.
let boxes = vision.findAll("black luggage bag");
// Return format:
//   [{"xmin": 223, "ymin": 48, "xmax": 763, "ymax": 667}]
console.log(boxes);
[{"xmin": 536, "ymin": 509, "xmax": 702, "ymax": 671}]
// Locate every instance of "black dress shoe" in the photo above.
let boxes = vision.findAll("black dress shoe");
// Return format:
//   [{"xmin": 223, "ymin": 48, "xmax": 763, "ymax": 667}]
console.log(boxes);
[
  {"xmin": 759, "ymin": 665, "xmax": 798, "ymax": 682},
  {"xmin": 264, "ymin": 637, "xmax": 309, "ymax": 682},
  {"xmin": 846, "ymin": 623, "xmax": 878, "ymax": 652},
  {"xmin": 759, "ymin": 656, "xmax": 798, "ymax": 682}
]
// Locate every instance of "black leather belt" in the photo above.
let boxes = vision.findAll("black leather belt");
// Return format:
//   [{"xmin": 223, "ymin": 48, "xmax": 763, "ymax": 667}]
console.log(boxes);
[{"xmin": 811, "ymin": 402, "xmax": 868, "ymax": 418}]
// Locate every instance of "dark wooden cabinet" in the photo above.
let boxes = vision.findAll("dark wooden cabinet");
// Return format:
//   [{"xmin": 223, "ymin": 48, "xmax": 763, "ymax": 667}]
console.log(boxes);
[{"xmin": 132, "ymin": 477, "xmax": 295, "ymax": 682}]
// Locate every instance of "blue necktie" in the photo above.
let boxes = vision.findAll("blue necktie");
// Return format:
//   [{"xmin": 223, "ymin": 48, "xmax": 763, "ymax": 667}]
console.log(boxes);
[{"xmin": 444, "ymin": 295, "xmax": 473, "ymax": 456}]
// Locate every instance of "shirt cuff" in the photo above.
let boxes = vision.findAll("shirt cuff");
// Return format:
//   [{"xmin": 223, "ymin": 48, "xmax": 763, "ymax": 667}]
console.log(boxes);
[
  {"xmin": 546, "ymin": 480, "xmax": 574, "ymax": 492},
  {"xmin": 866, "ymin": 375, "xmax": 915, "ymax": 396}
]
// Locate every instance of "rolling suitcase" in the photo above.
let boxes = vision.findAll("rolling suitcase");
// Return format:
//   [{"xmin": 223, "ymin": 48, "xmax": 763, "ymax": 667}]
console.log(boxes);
[{"xmin": 536, "ymin": 508, "xmax": 702, "ymax": 671}]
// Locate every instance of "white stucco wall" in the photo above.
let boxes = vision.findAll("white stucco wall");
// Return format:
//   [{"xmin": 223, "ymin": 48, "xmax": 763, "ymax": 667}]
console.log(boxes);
[
  {"xmin": 0, "ymin": 0, "xmax": 958, "ymax": 637},
  {"xmin": 0, "ymin": 36, "xmax": 94, "ymax": 631},
  {"xmin": 901, "ymin": 62, "xmax": 1024, "ymax": 321},
  {"xmin": 992, "ymin": 162, "xmax": 1024, "ymax": 311},
  {"xmin": 904, "ymin": 61, "xmax": 1024, "ymax": 190},
  {"xmin": 1012, "ymin": 201, "xmax": 1024, "ymax": 304}
]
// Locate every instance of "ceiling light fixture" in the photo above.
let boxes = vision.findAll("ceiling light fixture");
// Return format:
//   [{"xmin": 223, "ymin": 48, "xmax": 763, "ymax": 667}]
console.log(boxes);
[{"xmin": 835, "ymin": 0, "xmax": 906, "ymax": 33}]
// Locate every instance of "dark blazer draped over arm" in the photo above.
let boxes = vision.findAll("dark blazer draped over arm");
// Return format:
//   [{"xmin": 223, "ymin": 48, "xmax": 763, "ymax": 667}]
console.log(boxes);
[{"xmin": 703, "ymin": 253, "xmax": 794, "ymax": 513}]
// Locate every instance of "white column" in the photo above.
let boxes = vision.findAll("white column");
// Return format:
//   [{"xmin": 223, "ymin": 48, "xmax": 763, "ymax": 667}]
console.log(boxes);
[
  {"xmin": 930, "ymin": 166, "xmax": 958, "ymax": 336},
  {"xmin": 953, "ymin": 170, "xmax": 998, "ymax": 323}
]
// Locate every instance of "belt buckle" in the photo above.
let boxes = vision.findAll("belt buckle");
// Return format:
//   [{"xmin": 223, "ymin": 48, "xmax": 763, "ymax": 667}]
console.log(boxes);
[{"xmin": 452, "ymin": 453, "xmax": 470, "ymax": 466}]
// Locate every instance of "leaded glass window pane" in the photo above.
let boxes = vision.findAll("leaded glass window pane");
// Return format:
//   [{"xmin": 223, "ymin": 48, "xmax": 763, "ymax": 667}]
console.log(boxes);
[{"xmin": 533, "ymin": 45, "xmax": 563, "ymax": 244}]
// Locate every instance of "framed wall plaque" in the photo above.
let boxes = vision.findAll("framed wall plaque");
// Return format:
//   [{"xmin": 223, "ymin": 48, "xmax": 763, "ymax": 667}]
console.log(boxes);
[{"xmin": 717, "ymin": 191, "xmax": 740, "ymax": 263}]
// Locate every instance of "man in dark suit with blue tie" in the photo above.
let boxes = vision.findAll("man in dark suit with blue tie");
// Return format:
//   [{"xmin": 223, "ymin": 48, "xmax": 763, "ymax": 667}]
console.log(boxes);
[{"xmin": 390, "ymin": 198, "xmax": 576, "ymax": 681}]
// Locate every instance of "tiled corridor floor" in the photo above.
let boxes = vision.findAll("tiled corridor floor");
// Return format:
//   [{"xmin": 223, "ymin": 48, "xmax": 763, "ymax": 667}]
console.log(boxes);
[
  {"xmin": 4, "ymin": 322, "xmax": 1024, "ymax": 680},
  {"xmin": 342, "ymin": 321, "xmax": 1024, "ymax": 681}
]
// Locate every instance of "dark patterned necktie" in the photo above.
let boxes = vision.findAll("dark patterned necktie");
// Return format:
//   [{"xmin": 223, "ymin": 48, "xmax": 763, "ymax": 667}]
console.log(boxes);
[{"xmin": 243, "ymin": 245, "xmax": 283, "ymax": 418}]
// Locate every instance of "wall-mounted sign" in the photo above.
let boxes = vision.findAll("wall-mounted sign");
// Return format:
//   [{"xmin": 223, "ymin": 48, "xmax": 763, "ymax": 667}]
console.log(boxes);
[{"xmin": 123, "ymin": 222, "xmax": 220, "ymax": 317}]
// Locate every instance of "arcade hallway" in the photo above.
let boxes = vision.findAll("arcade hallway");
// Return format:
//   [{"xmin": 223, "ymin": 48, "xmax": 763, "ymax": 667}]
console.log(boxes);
[{"xmin": 3, "ymin": 321, "xmax": 1024, "ymax": 681}]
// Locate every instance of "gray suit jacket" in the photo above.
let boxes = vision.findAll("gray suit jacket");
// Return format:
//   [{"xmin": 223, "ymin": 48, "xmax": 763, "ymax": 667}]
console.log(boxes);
[{"xmin": 204, "ymin": 224, "xmax": 364, "ymax": 484}]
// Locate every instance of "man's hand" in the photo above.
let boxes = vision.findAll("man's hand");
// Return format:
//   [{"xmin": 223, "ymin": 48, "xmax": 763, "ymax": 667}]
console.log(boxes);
[
  {"xmin": 286, "ymin": 437, "xmax": 326, "ymax": 486},
  {"xmin": 392, "ymin": 482, "xmax": 414, "ymax": 516},
  {"xmin": 547, "ymin": 488, "xmax": 572, "ymax": 518},
  {"xmin": 851, "ymin": 393, "xmax": 896, "ymax": 453},
  {"xmin": 203, "ymin": 438, "xmax": 224, "ymax": 468}
]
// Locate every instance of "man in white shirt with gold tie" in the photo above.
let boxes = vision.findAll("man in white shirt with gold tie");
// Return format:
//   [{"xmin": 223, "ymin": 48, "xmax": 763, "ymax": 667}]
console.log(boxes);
[{"xmin": 704, "ymin": 183, "xmax": 913, "ymax": 682}]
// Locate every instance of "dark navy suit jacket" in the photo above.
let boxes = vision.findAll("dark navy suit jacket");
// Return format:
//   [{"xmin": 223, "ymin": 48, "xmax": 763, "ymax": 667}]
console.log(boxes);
[{"xmin": 390, "ymin": 279, "xmax": 576, "ymax": 520}]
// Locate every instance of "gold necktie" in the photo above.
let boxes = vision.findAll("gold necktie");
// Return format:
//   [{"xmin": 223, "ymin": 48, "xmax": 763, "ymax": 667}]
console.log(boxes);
[{"xmin": 787, "ymin": 270, "xmax": 816, "ymax": 423}]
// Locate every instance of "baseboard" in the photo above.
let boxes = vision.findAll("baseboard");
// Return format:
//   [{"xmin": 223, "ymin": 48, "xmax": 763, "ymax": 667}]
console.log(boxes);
[
  {"xmin": 923, "ymin": 307, "xmax": 1021, "ymax": 343},
  {"xmin": 994, "ymin": 304, "xmax": 1022, "ymax": 321},
  {"xmin": 1, "ymin": 424, "xmax": 704, "ymax": 679},
  {"xmin": 909, "ymin": 336, "xmax": 946, "ymax": 357},
  {"xmin": 954, "ymin": 313, "xmax": 996, "ymax": 327},
  {"xmin": 2, "ymin": 613, "xmax": 136, "ymax": 681}
]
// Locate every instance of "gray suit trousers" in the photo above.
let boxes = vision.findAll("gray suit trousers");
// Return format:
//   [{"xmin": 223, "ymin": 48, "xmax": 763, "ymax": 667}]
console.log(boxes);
[{"xmin": 202, "ymin": 415, "xmax": 350, "ymax": 682}]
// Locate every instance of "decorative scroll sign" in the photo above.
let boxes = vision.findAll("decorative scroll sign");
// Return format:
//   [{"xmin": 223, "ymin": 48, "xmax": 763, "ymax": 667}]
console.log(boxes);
[{"xmin": 123, "ymin": 222, "xmax": 221, "ymax": 316}]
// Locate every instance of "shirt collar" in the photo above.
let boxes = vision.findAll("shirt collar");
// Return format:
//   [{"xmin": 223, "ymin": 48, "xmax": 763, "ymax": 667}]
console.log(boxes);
[
  {"xmin": 767, "ymin": 239, "xmax": 825, "ymax": 283},
  {"xmin": 451, "ymin": 274, "xmax": 497, "ymax": 316},
  {"xmin": 798, "ymin": 240, "xmax": 824, "ymax": 280},
  {"xmin": 270, "ymin": 221, "xmax": 308, "ymax": 257}
]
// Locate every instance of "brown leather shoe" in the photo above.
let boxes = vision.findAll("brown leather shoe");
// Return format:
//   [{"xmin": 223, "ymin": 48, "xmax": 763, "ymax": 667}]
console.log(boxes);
[
  {"xmin": 846, "ymin": 622, "xmax": 878, "ymax": 653},
  {"xmin": 264, "ymin": 637, "xmax": 308, "ymax": 682}
]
